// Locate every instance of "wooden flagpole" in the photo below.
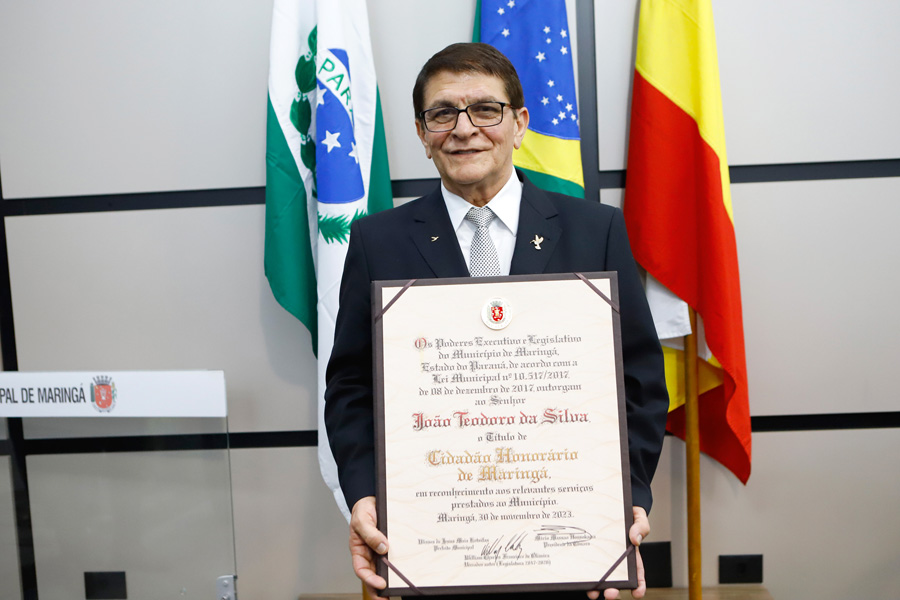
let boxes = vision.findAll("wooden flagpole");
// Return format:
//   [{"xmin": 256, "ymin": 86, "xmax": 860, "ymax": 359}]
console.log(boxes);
[{"xmin": 685, "ymin": 307, "xmax": 702, "ymax": 599}]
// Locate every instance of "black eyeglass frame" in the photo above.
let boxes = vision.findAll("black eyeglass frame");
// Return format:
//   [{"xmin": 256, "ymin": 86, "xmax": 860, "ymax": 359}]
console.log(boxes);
[{"xmin": 418, "ymin": 101, "xmax": 519, "ymax": 132}]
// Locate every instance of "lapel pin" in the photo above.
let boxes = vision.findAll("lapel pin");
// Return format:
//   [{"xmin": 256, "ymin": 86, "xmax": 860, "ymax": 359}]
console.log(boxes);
[
  {"xmin": 431, "ymin": 236, "xmax": 439, "ymax": 242},
  {"xmin": 530, "ymin": 235, "xmax": 544, "ymax": 250}
]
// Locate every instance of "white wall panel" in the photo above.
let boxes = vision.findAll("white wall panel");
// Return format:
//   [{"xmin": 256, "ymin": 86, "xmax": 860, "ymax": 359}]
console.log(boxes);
[
  {"xmin": 662, "ymin": 429, "xmax": 900, "ymax": 597},
  {"xmin": 0, "ymin": 0, "xmax": 588, "ymax": 197},
  {"xmin": 734, "ymin": 178, "xmax": 900, "ymax": 416},
  {"xmin": 28, "ymin": 451, "xmax": 235, "ymax": 599},
  {"xmin": 598, "ymin": 187, "xmax": 624, "ymax": 209},
  {"xmin": 369, "ymin": 0, "xmax": 477, "ymax": 183},
  {"xmin": 6, "ymin": 205, "xmax": 318, "ymax": 433},
  {"xmin": 20, "ymin": 417, "xmax": 228, "ymax": 441},
  {"xmin": 0, "ymin": 458, "xmax": 23, "ymax": 600},
  {"xmin": 0, "ymin": 0, "xmax": 272, "ymax": 199},
  {"xmin": 230, "ymin": 447, "xmax": 357, "ymax": 596},
  {"xmin": 594, "ymin": 0, "xmax": 638, "ymax": 173},
  {"xmin": 645, "ymin": 435, "xmax": 675, "ymax": 543},
  {"xmin": 596, "ymin": 0, "xmax": 900, "ymax": 171},
  {"xmin": 714, "ymin": 0, "xmax": 900, "ymax": 165},
  {"xmin": 598, "ymin": 179, "xmax": 900, "ymax": 417}
]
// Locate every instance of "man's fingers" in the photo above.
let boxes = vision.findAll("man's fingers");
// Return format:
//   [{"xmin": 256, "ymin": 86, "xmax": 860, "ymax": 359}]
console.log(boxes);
[
  {"xmin": 350, "ymin": 527, "xmax": 387, "ymax": 586},
  {"xmin": 350, "ymin": 543, "xmax": 387, "ymax": 589},
  {"xmin": 364, "ymin": 583, "xmax": 390, "ymax": 600},
  {"xmin": 597, "ymin": 507, "xmax": 651, "ymax": 599},
  {"xmin": 350, "ymin": 496, "xmax": 390, "ymax": 554},
  {"xmin": 349, "ymin": 496, "xmax": 389, "ymax": 596},
  {"xmin": 356, "ymin": 524, "xmax": 387, "ymax": 554},
  {"xmin": 630, "ymin": 506, "xmax": 650, "ymax": 547},
  {"xmin": 632, "ymin": 546, "xmax": 647, "ymax": 599}
]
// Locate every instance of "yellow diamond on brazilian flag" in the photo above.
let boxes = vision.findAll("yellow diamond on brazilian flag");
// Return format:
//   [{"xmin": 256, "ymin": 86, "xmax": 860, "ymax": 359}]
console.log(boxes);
[{"xmin": 476, "ymin": 0, "xmax": 584, "ymax": 198}]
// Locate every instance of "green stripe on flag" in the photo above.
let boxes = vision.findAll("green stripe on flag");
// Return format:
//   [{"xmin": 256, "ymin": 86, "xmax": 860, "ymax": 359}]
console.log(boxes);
[
  {"xmin": 368, "ymin": 88, "xmax": 393, "ymax": 213},
  {"xmin": 472, "ymin": 0, "xmax": 482, "ymax": 42},
  {"xmin": 264, "ymin": 95, "xmax": 318, "ymax": 351},
  {"xmin": 516, "ymin": 166, "xmax": 585, "ymax": 199}
]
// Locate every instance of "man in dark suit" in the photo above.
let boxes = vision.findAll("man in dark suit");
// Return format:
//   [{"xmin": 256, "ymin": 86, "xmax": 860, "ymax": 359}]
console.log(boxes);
[{"xmin": 325, "ymin": 43, "xmax": 668, "ymax": 600}]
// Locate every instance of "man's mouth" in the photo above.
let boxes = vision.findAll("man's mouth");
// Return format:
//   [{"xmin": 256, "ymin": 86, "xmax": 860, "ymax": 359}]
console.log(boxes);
[{"xmin": 450, "ymin": 149, "xmax": 482, "ymax": 155}]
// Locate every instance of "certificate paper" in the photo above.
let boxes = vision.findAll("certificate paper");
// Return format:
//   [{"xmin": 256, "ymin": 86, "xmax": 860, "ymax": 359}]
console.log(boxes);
[{"xmin": 373, "ymin": 273, "xmax": 636, "ymax": 595}]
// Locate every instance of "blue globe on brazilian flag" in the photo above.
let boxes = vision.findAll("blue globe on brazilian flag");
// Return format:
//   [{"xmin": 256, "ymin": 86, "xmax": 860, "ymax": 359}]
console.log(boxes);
[{"xmin": 476, "ymin": 0, "xmax": 585, "ymax": 198}]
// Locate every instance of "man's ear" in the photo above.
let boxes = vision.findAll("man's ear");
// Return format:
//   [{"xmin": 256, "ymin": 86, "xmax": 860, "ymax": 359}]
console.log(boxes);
[
  {"xmin": 513, "ymin": 106, "xmax": 530, "ymax": 150},
  {"xmin": 415, "ymin": 120, "xmax": 432, "ymax": 159}
]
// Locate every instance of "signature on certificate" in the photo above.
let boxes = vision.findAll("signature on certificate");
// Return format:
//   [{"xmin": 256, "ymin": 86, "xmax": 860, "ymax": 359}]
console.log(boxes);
[
  {"xmin": 481, "ymin": 530, "xmax": 529, "ymax": 559},
  {"xmin": 533, "ymin": 525, "xmax": 595, "ymax": 545}
]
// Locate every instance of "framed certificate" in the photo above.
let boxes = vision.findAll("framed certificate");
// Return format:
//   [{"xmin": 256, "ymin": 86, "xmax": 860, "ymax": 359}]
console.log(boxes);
[{"xmin": 373, "ymin": 272, "xmax": 636, "ymax": 596}]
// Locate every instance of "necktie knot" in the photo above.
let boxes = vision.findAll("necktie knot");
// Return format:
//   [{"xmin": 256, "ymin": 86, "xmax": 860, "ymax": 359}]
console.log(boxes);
[{"xmin": 465, "ymin": 206, "xmax": 496, "ymax": 229}]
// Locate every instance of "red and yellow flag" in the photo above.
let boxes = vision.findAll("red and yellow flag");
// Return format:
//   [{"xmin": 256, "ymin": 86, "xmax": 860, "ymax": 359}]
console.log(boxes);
[{"xmin": 624, "ymin": 0, "xmax": 751, "ymax": 483}]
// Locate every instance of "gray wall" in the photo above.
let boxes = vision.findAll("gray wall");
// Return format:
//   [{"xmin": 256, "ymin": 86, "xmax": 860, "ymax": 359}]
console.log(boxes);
[{"xmin": 1, "ymin": 0, "xmax": 898, "ymax": 598}]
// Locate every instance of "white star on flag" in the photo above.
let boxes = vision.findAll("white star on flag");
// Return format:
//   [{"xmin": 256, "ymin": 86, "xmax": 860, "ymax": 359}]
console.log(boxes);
[
  {"xmin": 349, "ymin": 142, "xmax": 359, "ymax": 163},
  {"xmin": 543, "ymin": 26, "xmax": 550, "ymax": 33},
  {"xmin": 557, "ymin": 94, "xmax": 563, "ymax": 101},
  {"xmin": 552, "ymin": 118, "xmax": 559, "ymax": 125},
  {"xmin": 535, "ymin": 52, "xmax": 546, "ymax": 62},
  {"xmin": 322, "ymin": 130, "xmax": 341, "ymax": 153},
  {"xmin": 560, "ymin": 46, "xmax": 568, "ymax": 55},
  {"xmin": 566, "ymin": 103, "xmax": 573, "ymax": 111},
  {"xmin": 507, "ymin": 0, "xmax": 515, "ymax": 6},
  {"xmin": 570, "ymin": 114, "xmax": 577, "ymax": 121},
  {"xmin": 558, "ymin": 111, "xmax": 566, "ymax": 119},
  {"xmin": 502, "ymin": 28, "xmax": 510, "ymax": 37},
  {"xmin": 547, "ymin": 79, "xmax": 555, "ymax": 87},
  {"xmin": 541, "ymin": 97, "xmax": 549, "ymax": 105},
  {"xmin": 546, "ymin": 37, "xmax": 551, "ymax": 43},
  {"xmin": 317, "ymin": 86, "xmax": 326, "ymax": 106},
  {"xmin": 497, "ymin": 7, "xmax": 504, "ymax": 14},
  {"xmin": 561, "ymin": 29, "xmax": 567, "ymax": 38}
]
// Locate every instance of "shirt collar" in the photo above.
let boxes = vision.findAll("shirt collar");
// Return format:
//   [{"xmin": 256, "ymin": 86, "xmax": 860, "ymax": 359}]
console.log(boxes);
[{"xmin": 441, "ymin": 169, "xmax": 522, "ymax": 235}]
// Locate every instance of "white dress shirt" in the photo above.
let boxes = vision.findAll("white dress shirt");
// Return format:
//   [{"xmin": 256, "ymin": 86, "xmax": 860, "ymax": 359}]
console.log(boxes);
[{"xmin": 441, "ymin": 169, "xmax": 522, "ymax": 276}]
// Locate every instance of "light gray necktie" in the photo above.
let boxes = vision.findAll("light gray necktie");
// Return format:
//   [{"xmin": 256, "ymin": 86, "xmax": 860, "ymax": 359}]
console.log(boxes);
[{"xmin": 465, "ymin": 206, "xmax": 501, "ymax": 277}]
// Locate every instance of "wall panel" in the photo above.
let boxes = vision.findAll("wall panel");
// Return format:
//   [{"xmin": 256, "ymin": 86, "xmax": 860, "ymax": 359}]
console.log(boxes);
[
  {"xmin": 0, "ymin": 0, "xmax": 584, "ymax": 197},
  {"xmin": 0, "ymin": 0, "xmax": 273, "ymax": 199},
  {"xmin": 368, "ymin": 0, "xmax": 477, "ymax": 182},
  {"xmin": 663, "ymin": 429, "xmax": 900, "ymax": 597},
  {"xmin": 734, "ymin": 177, "xmax": 900, "ymax": 416},
  {"xmin": 230, "ymin": 447, "xmax": 357, "ymax": 596},
  {"xmin": 27, "ymin": 451, "xmax": 235, "ymax": 600},
  {"xmin": 597, "ymin": 178, "xmax": 900, "ymax": 417},
  {"xmin": 5, "ymin": 205, "xmax": 317, "ymax": 433},
  {"xmin": 595, "ymin": 0, "xmax": 900, "ymax": 171},
  {"xmin": 0, "ymin": 457, "xmax": 23, "ymax": 600}
]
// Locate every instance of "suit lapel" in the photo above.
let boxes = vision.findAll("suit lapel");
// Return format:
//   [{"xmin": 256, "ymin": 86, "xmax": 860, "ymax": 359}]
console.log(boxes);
[
  {"xmin": 410, "ymin": 187, "xmax": 469, "ymax": 278},
  {"xmin": 510, "ymin": 177, "xmax": 561, "ymax": 275}
]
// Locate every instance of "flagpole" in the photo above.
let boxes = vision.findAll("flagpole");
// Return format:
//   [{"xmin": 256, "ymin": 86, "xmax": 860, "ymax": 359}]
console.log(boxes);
[{"xmin": 685, "ymin": 307, "xmax": 702, "ymax": 600}]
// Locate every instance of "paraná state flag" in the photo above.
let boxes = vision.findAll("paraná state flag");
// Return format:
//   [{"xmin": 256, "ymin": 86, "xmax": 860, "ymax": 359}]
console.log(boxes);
[
  {"xmin": 265, "ymin": 0, "xmax": 393, "ymax": 517},
  {"xmin": 476, "ymin": 0, "xmax": 585, "ymax": 198},
  {"xmin": 624, "ymin": 0, "xmax": 751, "ymax": 483}
]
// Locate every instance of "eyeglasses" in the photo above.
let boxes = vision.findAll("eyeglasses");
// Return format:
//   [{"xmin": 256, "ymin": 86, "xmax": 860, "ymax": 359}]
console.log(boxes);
[{"xmin": 419, "ymin": 101, "xmax": 514, "ymax": 132}]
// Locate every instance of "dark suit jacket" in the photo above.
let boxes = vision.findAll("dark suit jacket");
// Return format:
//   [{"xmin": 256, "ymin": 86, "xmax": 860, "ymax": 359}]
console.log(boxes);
[{"xmin": 324, "ymin": 171, "xmax": 668, "ymax": 513}]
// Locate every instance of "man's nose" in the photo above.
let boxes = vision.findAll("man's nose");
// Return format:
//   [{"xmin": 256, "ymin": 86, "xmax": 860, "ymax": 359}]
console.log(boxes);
[{"xmin": 452, "ymin": 109, "xmax": 479, "ymax": 135}]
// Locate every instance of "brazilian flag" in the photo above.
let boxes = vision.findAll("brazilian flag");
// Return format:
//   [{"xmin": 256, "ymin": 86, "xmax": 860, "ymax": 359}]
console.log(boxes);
[{"xmin": 475, "ymin": 0, "xmax": 585, "ymax": 198}]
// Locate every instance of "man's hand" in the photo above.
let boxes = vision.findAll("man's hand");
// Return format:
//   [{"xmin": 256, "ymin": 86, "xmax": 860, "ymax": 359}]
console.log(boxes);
[
  {"xmin": 349, "ymin": 496, "xmax": 389, "ymax": 600},
  {"xmin": 587, "ymin": 506, "xmax": 650, "ymax": 600}
]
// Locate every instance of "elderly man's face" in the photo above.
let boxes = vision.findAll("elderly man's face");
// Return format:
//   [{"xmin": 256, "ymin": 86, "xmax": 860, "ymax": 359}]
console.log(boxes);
[{"xmin": 416, "ymin": 71, "xmax": 528, "ymax": 204}]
